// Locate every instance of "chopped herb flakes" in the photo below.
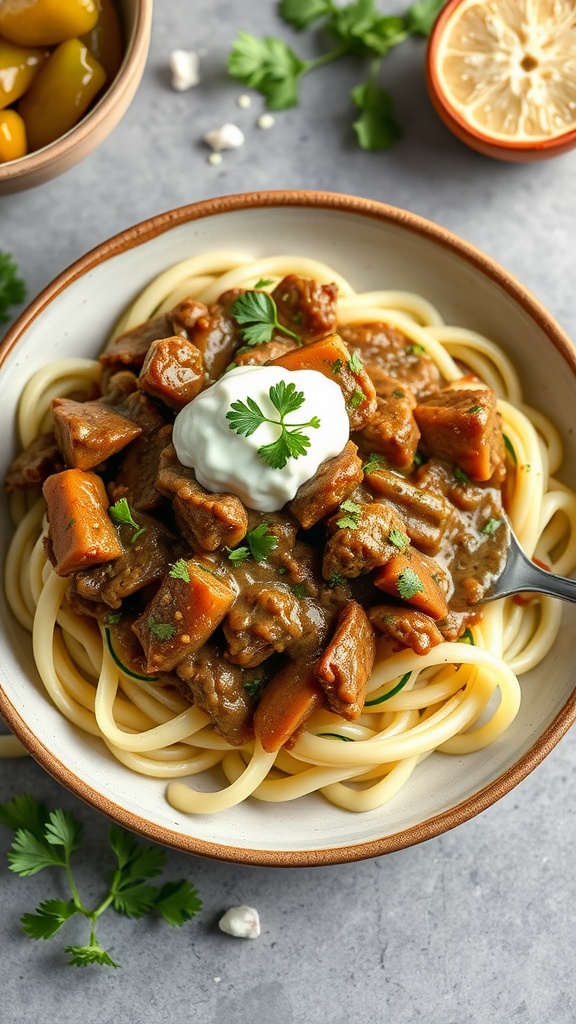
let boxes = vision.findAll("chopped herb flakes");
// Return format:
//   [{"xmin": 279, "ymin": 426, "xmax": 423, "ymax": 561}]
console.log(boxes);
[
  {"xmin": 468, "ymin": 405, "xmax": 482, "ymax": 414},
  {"xmin": 290, "ymin": 583, "xmax": 308, "ymax": 598},
  {"xmin": 389, "ymin": 528, "xmax": 410, "ymax": 551},
  {"xmin": 331, "ymin": 358, "xmax": 342, "ymax": 374},
  {"xmin": 362, "ymin": 452, "xmax": 384, "ymax": 475},
  {"xmin": 228, "ymin": 522, "xmax": 279, "ymax": 563},
  {"xmin": 396, "ymin": 567, "xmax": 425, "ymax": 600},
  {"xmin": 147, "ymin": 618, "xmax": 176, "ymax": 641},
  {"xmin": 336, "ymin": 499, "xmax": 362, "ymax": 530},
  {"xmin": 453, "ymin": 467, "xmax": 469, "ymax": 484},
  {"xmin": 482, "ymin": 517, "xmax": 502, "ymax": 535},
  {"xmin": 168, "ymin": 559, "xmax": 190, "ymax": 582},
  {"xmin": 244, "ymin": 677, "xmax": 265, "ymax": 700},
  {"xmin": 347, "ymin": 352, "xmax": 364, "ymax": 374},
  {"xmin": 405, "ymin": 343, "xmax": 425, "ymax": 356},
  {"xmin": 348, "ymin": 387, "xmax": 365, "ymax": 409}
]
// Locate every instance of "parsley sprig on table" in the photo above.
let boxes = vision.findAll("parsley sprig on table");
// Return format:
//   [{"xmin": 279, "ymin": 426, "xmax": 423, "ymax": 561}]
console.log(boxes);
[
  {"xmin": 227, "ymin": 380, "xmax": 321, "ymax": 469},
  {"xmin": 0, "ymin": 252, "xmax": 26, "ymax": 325},
  {"xmin": 0, "ymin": 794, "xmax": 201, "ymax": 968},
  {"xmin": 228, "ymin": 0, "xmax": 446, "ymax": 150}
]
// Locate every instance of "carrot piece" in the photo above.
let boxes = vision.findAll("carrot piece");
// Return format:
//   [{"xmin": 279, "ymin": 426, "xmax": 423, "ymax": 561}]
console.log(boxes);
[
  {"xmin": 271, "ymin": 333, "xmax": 377, "ymax": 429},
  {"xmin": 132, "ymin": 559, "xmax": 235, "ymax": 673},
  {"xmin": 373, "ymin": 548, "xmax": 449, "ymax": 621},
  {"xmin": 42, "ymin": 468, "xmax": 123, "ymax": 577},
  {"xmin": 253, "ymin": 660, "xmax": 324, "ymax": 753}
]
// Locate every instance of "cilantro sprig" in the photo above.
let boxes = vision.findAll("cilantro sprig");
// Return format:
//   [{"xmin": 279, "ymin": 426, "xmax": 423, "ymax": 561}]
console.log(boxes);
[
  {"xmin": 0, "ymin": 252, "xmax": 26, "ymax": 325},
  {"xmin": 231, "ymin": 290, "xmax": 301, "ymax": 347},
  {"xmin": 227, "ymin": 0, "xmax": 446, "ymax": 150},
  {"xmin": 227, "ymin": 380, "xmax": 320, "ymax": 470},
  {"xmin": 0, "ymin": 795, "xmax": 201, "ymax": 968}
]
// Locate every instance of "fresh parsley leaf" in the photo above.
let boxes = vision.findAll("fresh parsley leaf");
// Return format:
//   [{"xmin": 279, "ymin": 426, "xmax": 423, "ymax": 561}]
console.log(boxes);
[
  {"xmin": 8, "ymin": 830, "xmax": 66, "ymax": 876},
  {"xmin": 168, "ymin": 559, "xmax": 190, "ymax": 582},
  {"xmin": 147, "ymin": 617, "xmax": 176, "ymax": 641},
  {"xmin": 482, "ymin": 517, "xmax": 502, "ymax": 535},
  {"xmin": 105, "ymin": 611, "xmax": 122, "ymax": 625},
  {"xmin": 279, "ymin": 0, "xmax": 333, "ymax": 30},
  {"xmin": 253, "ymin": 277, "xmax": 275, "ymax": 289},
  {"xmin": 65, "ymin": 944, "xmax": 121, "ymax": 969},
  {"xmin": 453, "ymin": 466, "xmax": 469, "ymax": 484},
  {"xmin": 112, "ymin": 881, "xmax": 159, "ymax": 919},
  {"xmin": 0, "ymin": 793, "xmax": 49, "ymax": 838},
  {"xmin": 227, "ymin": 382, "xmax": 320, "ymax": 470},
  {"xmin": 389, "ymin": 528, "xmax": 410, "ymax": 550},
  {"xmin": 108, "ymin": 825, "xmax": 166, "ymax": 878},
  {"xmin": 44, "ymin": 808, "xmax": 82, "ymax": 859},
  {"xmin": 405, "ymin": 0, "xmax": 446, "ymax": 36},
  {"xmin": 244, "ymin": 677, "xmax": 266, "ymax": 700},
  {"xmin": 392, "ymin": 387, "xmax": 405, "ymax": 399},
  {"xmin": 227, "ymin": 545, "xmax": 251, "ymax": 564},
  {"xmin": 352, "ymin": 78, "xmax": 401, "ymax": 150},
  {"xmin": 153, "ymin": 880, "xmax": 202, "ymax": 927},
  {"xmin": 362, "ymin": 452, "xmax": 384, "ymax": 475},
  {"xmin": 347, "ymin": 351, "xmax": 364, "ymax": 373},
  {"xmin": 21, "ymin": 899, "xmax": 79, "ymax": 940},
  {"xmin": 468, "ymin": 405, "xmax": 482, "ymax": 414},
  {"xmin": 291, "ymin": 582, "xmax": 308, "ymax": 598},
  {"xmin": 397, "ymin": 566, "xmax": 425, "ymax": 600},
  {"xmin": 231, "ymin": 290, "xmax": 301, "ymax": 346},
  {"xmin": 405, "ymin": 342, "xmax": 426, "ymax": 355},
  {"xmin": 328, "ymin": 571, "xmax": 345, "ymax": 587},
  {"xmin": 348, "ymin": 386, "xmax": 366, "ymax": 409},
  {"xmin": 337, "ymin": 498, "xmax": 362, "ymax": 530},
  {"xmin": 228, "ymin": 32, "xmax": 306, "ymax": 109},
  {"xmin": 109, "ymin": 498, "xmax": 146, "ymax": 544},
  {"xmin": 248, "ymin": 522, "xmax": 279, "ymax": 561},
  {"xmin": 0, "ymin": 252, "xmax": 26, "ymax": 325},
  {"xmin": 331, "ymin": 358, "xmax": 342, "ymax": 374}
]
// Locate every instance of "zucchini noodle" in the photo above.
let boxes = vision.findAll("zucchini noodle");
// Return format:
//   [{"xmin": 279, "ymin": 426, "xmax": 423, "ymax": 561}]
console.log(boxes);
[{"xmin": 4, "ymin": 251, "xmax": 576, "ymax": 817}]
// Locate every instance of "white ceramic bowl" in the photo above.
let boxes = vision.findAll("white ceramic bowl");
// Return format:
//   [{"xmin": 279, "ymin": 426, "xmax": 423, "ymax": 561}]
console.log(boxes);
[
  {"xmin": 0, "ymin": 0, "xmax": 152, "ymax": 195},
  {"xmin": 2, "ymin": 191, "xmax": 576, "ymax": 865}
]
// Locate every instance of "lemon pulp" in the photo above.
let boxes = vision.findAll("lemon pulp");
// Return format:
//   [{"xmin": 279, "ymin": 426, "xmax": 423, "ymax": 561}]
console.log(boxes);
[{"xmin": 436, "ymin": 0, "xmax": 576, "ymax": 141}]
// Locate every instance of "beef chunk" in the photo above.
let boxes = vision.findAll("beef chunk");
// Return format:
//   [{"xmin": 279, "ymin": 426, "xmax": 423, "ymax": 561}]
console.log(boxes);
[
  {"xmin": 133, "ymin": 559, "xmax": 235, "ymax": 673},
  {"xmin": 43, "ymin": 469, "xmax": 122, "ymax": 577},
  {"xmin": 223, "ymin": 583, "xmax": 305, "ymax": 668},
  {"xmin": 340, "ymin": 322, "xmax": 443, "ymax": 399},
  {"xmin": 52, "ymin": 397, "xmax": 142, "ymax": 470},
  {"xmin": 176, "ymin": 644, "xmax": 255, "ymax": 746},
  {"xmin": 186, "ymin": 289, "xmax": 242, "ymax": 381},
  {"xmin": 413, "ymin": 385, "xmax": 505, "ymax": 482},
  {"xmin": 322, "ymin": 499, "xmax": 408, "ymax": 579},
  {"xmin": 369, "ymin": 604, "xmax": 444, "ymax": 655},
  {"xmin": 73, "ymin": 513, "xmax": 182, "ymax": 609},
  {"xmin": 6, "ymin": 431, "xmax": 64, "ymax": 491},
  {"xmin": 233, "ymin": 337, "xmax": 298, "ymax": 366},
  {"xmin": 271, "ymin": 275, "xmax": 338, "ymax": 343},
  {"xmin": 289, "ymin": 441, "xmax": 364, "ymax": 529},
  {"xmin": 155, "ymin": 443, "xmax": 248, "ymax": 551},
  {"xmin": 108, "ymin": 423, "xmax": 172, "ymax": 513},
  {"xmin": 315, "ymin": 600, "xmax": 375, "ymax": 720},
  {"xmin": 99, "ymin": 314, "xmax": 175, "ymax": 375},
  {"xmin": 357, "ymin": 373, "xmax": 420, "ymax": 469},
  {"xmin": 138, "ymin": 336, "xmax": 205, "ymax": 411},
  {"xmin": 365, "ymin": 466, "xmax": 454, "ymax": 555}
]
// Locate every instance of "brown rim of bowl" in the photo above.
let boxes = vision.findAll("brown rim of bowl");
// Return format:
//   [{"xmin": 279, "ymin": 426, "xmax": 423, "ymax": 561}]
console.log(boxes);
[
  {"xmin": 0, "ymin": 0, "xmax": 153, "ymax": 185},
  {"xmin": 2, "ymin": 189, "xmax": 576, "ymax": 866},
  {"xmin": 426, "ymin": 0, "xmax": 576, "ymax": 161}
]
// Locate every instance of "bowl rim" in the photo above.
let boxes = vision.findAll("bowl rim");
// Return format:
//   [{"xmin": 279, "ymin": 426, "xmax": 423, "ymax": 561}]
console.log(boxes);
[
  {"xmin": 0, "ymin": 0, "xmax": 153, "ymax": 185},
  {"xmin": 2, "ymin": 188, "xmax": 576, "ymax": 866},
  {"xmin": 425, "ymin": 0, "xmax": 576, "ymax": 161}
]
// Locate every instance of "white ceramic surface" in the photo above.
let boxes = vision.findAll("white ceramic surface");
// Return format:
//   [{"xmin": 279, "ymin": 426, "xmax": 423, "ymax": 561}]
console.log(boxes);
[{"xmin": 2, "ymin": 192, "xmax": 576, "ymax": 865}]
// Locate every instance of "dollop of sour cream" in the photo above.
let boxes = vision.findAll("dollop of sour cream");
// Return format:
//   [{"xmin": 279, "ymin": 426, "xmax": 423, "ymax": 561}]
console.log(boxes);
[{"xmin": 172, "ymin": 365, "xmax": 349, "ymax": 512}]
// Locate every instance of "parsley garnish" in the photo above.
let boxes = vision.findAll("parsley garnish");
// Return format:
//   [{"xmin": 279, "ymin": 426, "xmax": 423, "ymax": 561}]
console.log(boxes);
[
  {"xmin": 228, "ymin": 0, "xmax": 445, "ymax": 150},
  {"xmin": 348, "ymin": 386, "xmax": 365, "ymax": 409},
  {"xmin": 396, "ymin": 566, "xmax": 425, "ymax": 599},
  {"xmin": 253, "ymin": 277, "xmax": 275, "ymax": 289},
  {"xmin": 105, "ymin": 611, "xmax": 122, "ymax": 625},
  {"xmin": 0, "ymin": 794, "xmax": 201, "ymax": 968},
  {"xmin": 0, "ymin": 252, "xmax": 26, "ymax": 324},
  {"xmin": 389, "ymin": 528, "xmax": 410, "ymax": 550},
  {"xmin": 392, "ymin": 388, "xmax": 405, "ymax": 399},
  {"xmin": 168, "ymin": 559, "xmax": 190, "ymax": 582},
  {"xmin": 362, "ymin": 452, "xmax": 385, "ymax": 475},
  {"xmin": 468, "ymin": 405, "xmax": 482, "ymax": 414},
  {"xmin": 147, "ymin": 617, "xmax": 176, "ymax": 641},
  {"xmin": 227, "ymin": 380, "xmax": 321, "ymax": 469},
  {"xmin": 244, "ymin": 677, "xmax": 265, "ymax": 700},
  {"xmin": 482, "ymin": 517, "xmax": 502, "ymax": 535},
  {"xmin": 291, "ymin": 582, "xmax": 308, "ymax": 598},
  {"xmin": 331, "ymin": 358, "xmax": 342, "ymax": 374},
  {"xmin": 405, "ymin": 342, "xmax": 426, "ymax": 355},
  {"xmin": 453, "ymin": 467, "xmax": 469, "ymax": 484},
  {"xmin": 336, "ymin": 498, "xmax": 362, "ymax": 530},
  {"xmin": 347, "ymin": 351, "xmax": 364, "ymax": 374},
  {"xmin": 108, "ymin": 498, "xmax": 146, "ymax": 544},
  {"xmin": 66, "ymin": 518, "xmax": 75, "ymax": 530},
  {"xmin": 228, "ymin": 522, "xmax": 279, "ymax": 563},
  {"xmin": 231, "ymin": 290, "xmax": 301, "ymax": 346},
  {"xmin": 328, "ymin": 571, "xmax": 344, "ymax": 587},
  {"xmin": 413, "ymin": 451, "xmax": 425, "ymax": 467}
]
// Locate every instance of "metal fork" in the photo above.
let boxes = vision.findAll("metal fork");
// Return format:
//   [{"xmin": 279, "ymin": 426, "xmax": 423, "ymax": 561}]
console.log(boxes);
[{"xmin": 483, "ymin": 518, "xmax": 576, "ymax": 603}]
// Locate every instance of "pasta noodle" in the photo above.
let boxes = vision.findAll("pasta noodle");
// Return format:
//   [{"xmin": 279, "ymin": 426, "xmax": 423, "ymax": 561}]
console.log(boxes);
[{"xmin": 4, "ymin": 251, "xmax": 576, "ymax": 817}]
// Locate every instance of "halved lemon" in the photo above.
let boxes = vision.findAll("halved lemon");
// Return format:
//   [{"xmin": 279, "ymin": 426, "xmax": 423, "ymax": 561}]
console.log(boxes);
[{"xmin": 426, "ymin": 0, "xmax": 576, "ymax": 161}]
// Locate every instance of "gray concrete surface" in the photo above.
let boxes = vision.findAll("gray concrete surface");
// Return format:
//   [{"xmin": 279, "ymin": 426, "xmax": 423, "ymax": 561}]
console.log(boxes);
[{"xmin": 2, "ymin": 2, "xmax": 576, "ymax": 1021}]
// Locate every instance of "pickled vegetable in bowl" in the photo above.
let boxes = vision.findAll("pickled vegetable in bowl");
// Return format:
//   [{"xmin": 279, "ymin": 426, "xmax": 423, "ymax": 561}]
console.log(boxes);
[{"xmin": 0, "ymin": 0, "xmax": 123, "ymax": 163}]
